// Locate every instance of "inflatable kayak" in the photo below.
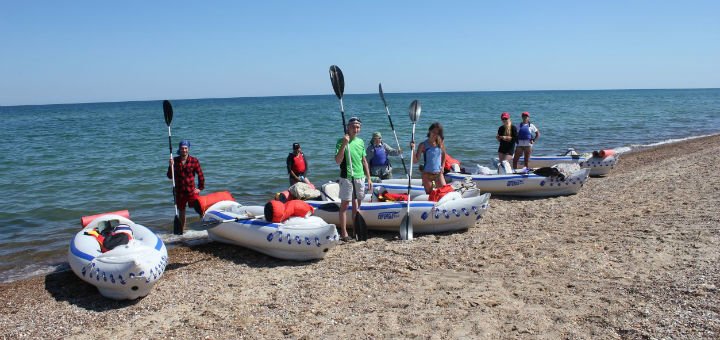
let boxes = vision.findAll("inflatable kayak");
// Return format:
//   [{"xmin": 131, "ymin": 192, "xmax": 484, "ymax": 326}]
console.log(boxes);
[
  {"xmin": 306, "ymin": 182, "xmax": 491, "ymax": 234},
  {"xmin": 504, "ymin": 148, "xmax": 619, "ymax": 176},
  {"xmin": 68, "ymin": 210, "xmax": 168, "ymax": 300},
  {"xmin": 446, "ymin": 167, "xmax": 590, "ymax": 197},
  {"xmin": 202, "ymin": 200, "xmax": 339, "ymax": 261}
]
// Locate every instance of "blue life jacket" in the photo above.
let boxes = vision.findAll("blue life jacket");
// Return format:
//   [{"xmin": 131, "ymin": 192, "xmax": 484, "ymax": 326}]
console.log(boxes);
[
  {"xmin": 422, "ymin": 140, "xmax": 442, "ymax": 173},
  {"xmin": 371, "ymin": 144, "xmax": 388, "ymax": 167},
  {"xmin": 518, "ymin": 123, "xmax": 532, "ymax": 140}
]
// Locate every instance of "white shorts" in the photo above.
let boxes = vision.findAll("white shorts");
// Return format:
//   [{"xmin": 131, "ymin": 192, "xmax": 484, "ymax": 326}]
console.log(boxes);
[{"xmin": 338, "ymin": 178, "xmax": 365, "ymax": 201}]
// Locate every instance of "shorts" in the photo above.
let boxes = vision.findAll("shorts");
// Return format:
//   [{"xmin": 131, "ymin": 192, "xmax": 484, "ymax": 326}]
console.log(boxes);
[
  {"xmin": 338, "ymin": 178, "xmax": 366, "ymax": 201},
  {"xmin": 498, "ymin": 143, "xmax": 515, "ymax": 155},
  {"xmin": 516, "ymin": 145, "xmax": 533, "ymax": 152},
  {"xmin": 516, "ymin": 139, "xmax": 533, "ymax": 147},
  {"xmin": 176, "ymin": 192, "xmax": 199, "ymax": 209}
]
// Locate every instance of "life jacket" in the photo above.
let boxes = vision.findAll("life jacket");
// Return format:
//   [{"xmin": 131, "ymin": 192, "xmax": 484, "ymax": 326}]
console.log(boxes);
[
  {"xmin": 428, "ymin": 184, "xmax": 455, "ymax": 202},
  {"xmin": 370, "ymin": 144, "xmax": 388, "ymax": 167},
  {"xmin": 264, "ymin": 200, "xmax": 315, "ymax": 223},
  {"xmin": 518, "ymin": 123, "xmax": 532, "ymax": 140},
  {"xmin": 444, "ymin": 154, "xmax": 460, "ymax": 172},
  {"xmin": 377, "ymin": 191, "xmax": 409, "ymax": 202},
  {"xmin": 85, "ymin": 225, "xmax": 133, "ymax": 253},
  {"xmin": 291, "ymin": 153, "xmax": 306, "ymax": 174}
]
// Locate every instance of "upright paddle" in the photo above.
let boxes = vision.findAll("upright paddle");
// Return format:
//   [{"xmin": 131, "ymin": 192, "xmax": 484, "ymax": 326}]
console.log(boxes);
[
  {"xmin": 329, "ymin": 65, "xmax": 368, "ymax": 241},
  {"xmin": 378, "ymin": 83, "xmax": 409, "ymax": 177},
  {"xmin": 400, "ymin": 100, "xmax": 421, "ymax": 241},
  {"xmin": 163, "ymin": 100, "xmax": 182, "ymax": 235}
]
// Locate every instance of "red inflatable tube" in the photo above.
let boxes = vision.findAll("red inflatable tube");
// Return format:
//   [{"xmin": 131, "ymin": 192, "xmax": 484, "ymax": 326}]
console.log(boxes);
[
  {"xmin": 80, "ymin": 210, "xmax": 130, "ymax": 227},
  {"xmin": 197, "ymin": 191, "xmax": 236, "ymax": 215}
]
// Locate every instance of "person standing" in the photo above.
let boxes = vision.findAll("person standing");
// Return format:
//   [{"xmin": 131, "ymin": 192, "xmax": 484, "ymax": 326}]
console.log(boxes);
[
  {"xmin": 167, "ymin": 139, "xmax": 204, "ymax": 234},
  {"xmin": 496, "ymin": 112, "xmax": 517, "ymax": 165},
  {"xmin": 366, "ymin": 131, "xmax": 402, "ymax": 180},
  {"xmin": 513, "ymin": 111, "xmax": 540, "ymax": 170},
  {"xmin": 335, "ymin": 117, "xmax": 372, "ymax": 241},
  {"xmin": 286, "ymin": 143, "xmax": 310, "ymax": 185},
  {"xmin": 412, "ymin": 122, "xmax": 447, "ymax": 194}
]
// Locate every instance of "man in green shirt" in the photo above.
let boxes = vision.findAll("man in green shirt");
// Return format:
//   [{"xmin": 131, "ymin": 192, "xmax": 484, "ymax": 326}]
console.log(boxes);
[{"xmin": 335, "ymin": 117, "xmax": 372, "ymax": 241}]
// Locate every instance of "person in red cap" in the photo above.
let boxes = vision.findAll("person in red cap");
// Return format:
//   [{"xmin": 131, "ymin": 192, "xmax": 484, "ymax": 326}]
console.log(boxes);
[
  {"xmin": 496, "ymin": 112, "xmax": 517, "ymax": 164},
  {"xmin": 513, "ymin": 111, "xmax": 540, "ymax": 170}
]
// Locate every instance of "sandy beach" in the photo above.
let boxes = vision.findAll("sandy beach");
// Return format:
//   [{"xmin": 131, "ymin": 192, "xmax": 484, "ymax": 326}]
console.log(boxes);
[{"xmin": 2, "ymin": 135, "xmax": 719, "ymax": 339}]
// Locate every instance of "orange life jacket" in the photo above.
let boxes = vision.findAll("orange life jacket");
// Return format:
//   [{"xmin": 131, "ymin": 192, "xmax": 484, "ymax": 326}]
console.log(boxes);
[{"xmin": 265, "ymin": 200, "xmax": 315, "ymax": 223}]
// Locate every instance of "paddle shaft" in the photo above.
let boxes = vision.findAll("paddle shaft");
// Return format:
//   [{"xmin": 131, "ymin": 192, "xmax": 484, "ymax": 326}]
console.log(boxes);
[
  {"xmin": 167, "ymin": 127, "xmax": 179, "ymax": 219},
  {"xmin": 379, "ymin": 85, "xmax": 409, "ymax": 177}
]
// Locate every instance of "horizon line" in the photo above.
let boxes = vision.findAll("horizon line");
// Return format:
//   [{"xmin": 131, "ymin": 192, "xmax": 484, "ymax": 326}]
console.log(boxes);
[{"xmin": 2, "ymin": 87, "xmax": 719, "ymax": 108}]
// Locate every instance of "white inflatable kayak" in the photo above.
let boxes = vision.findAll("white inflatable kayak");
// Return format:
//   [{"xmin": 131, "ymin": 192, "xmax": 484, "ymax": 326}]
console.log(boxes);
[
  {"xmin": 68, "ymin": 211, "xmax": 168, "ymax": 300},
  {"xmin": 446, "ymin": 168, "xmax": 590, "ymax": 197},
  {"xmin": 307, "ymin": 182, "xmax": 490, "ymax": 234},
  {"xmin": 203, "ymin": 201, "xmax": 339, "ymax": 261}
]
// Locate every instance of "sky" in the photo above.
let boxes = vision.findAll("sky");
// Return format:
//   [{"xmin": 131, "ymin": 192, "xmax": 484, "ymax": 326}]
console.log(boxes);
[{"xmin": 1, "ymin": 1, "xmax": 719, "ymax": 106}]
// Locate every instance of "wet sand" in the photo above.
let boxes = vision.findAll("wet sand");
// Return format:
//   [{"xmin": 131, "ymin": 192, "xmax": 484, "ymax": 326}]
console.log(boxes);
[{"xmin": 2, "ymin": 135, "xmax": 719, "ymax": 339}]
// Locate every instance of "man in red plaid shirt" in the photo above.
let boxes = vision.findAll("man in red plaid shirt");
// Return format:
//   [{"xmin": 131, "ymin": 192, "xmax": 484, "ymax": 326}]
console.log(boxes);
[{"xmin": 167, "ymin": 140, "xmax": 204, "ymax": 233}]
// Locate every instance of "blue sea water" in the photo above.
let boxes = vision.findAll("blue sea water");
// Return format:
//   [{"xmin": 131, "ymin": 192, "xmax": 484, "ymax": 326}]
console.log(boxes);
[{"xmin": 1, "ymin": 88, "xmax": 719, "ymax": 282}]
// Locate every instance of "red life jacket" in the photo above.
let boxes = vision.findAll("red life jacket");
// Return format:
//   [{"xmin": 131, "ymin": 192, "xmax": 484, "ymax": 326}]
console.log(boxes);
[
  {"xmin": 378, "ymin": 191, "xmax": 409, "ymax": 202},
  {"xmin": 85, "ymin": 225, "xmax": 134, "ymax": 253},
  {"xmin": 429, "ymin": 184, "xmax": 455, "ymax": 202},
  {"xmin": 291, "ymin": 153, "xmax": 306, "ymax": 174}
]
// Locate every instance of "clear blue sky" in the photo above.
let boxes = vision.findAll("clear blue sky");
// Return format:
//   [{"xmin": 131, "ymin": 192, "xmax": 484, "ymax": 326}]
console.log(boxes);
[{"xmin": 1, "ymin": 1, "xmax": 718, "ymax": 105}]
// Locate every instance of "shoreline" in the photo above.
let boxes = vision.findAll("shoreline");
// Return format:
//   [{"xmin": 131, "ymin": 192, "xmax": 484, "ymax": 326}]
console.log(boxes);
[
  {"xmin": 3, "ymin": 132, "xmax": 719, "ymax": 285},
  {"xmin": 2, "ymin": 134, "xmax": 719, "ymax": 338}
]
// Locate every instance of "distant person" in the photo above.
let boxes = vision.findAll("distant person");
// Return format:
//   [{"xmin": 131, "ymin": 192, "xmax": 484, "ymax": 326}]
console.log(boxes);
[
  {"xmin": 335, "ymin": 117, "xmax": 372, "ymax": 241},
  {"xmin": 412, "ymin": 122, "xmax": 447, "ymax": 194},
  {"xmin": 496, "ymin": 112, "xmax": 517, "ymax": 166},
  {"xmin": 366, "ymin": 131, "xmax": 402, "ymax": 180},
  {"xmin": 167, "ymin": 140, "xmax": 204, "ymax": 233},
  {"xmin": 287, "ymin": 143, "xmax": 310, "ymax": 185},
  {"xmin": 513, "ymin": 111, "xmax": 540, "ymax": 170}
]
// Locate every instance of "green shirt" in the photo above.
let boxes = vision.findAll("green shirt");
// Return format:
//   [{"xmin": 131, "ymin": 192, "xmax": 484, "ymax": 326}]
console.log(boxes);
[{"xmin": 336, "ymin": 137, "xmax": 366, "ymax": 179}]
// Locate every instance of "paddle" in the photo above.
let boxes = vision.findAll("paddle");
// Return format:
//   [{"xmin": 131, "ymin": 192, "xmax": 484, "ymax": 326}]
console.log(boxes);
[
  {"xmin": 200, "ymin": 215, "xmax": 255, "ymax": 229},
  {"xmin": 400, "ymin": 100, "xmax": 421, "ymax": 241},
  {"xmin": 329, "ymin": 65, "xmax": 368, "ymax": 241},
  {"xmin": 163, "ymin": 100, "xmax": 183, "ymax": 235},
  {"xmin": 378, "ymin": 83, "xmax": 409, "ymax": 177}
]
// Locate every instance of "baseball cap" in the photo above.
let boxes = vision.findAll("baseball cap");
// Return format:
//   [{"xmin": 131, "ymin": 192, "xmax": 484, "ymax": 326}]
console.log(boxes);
[
  {"xmin": 500, "ymin": 112, "xmax": 510, "ymax": 120},
  {"xmin": 521, "ymin": 111, "xmax": 530, "ymax": 117},
  {"xmin": 292, "ymin": 143, "xmax": 301, "ymax": 150}
]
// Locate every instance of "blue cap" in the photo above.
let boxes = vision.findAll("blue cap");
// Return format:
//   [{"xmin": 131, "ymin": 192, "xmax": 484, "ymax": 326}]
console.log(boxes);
[{"xmin": 177, "ymin": 140, "xmax": 191, "ymax": 154}]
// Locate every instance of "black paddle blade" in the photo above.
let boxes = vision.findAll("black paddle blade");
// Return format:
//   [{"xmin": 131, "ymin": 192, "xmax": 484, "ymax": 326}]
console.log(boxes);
[
  {"xmin": 409, "ymin": 100, "xmax": 421, "ymax": 123},
  {"xmin": 355, "ymin": 213, "xmax": 368, "ymax": 241},
  {"xmin": 329, "ymin": 65, "xmax": 345, "ymax": 99},
  {"xmin": 399, "ymin": 214, "xmax": 413, "ymax": 240},
  {"xmin": 173, "ymin": 215, "xmax": 182, "ymax": 235},
  {"xmin": 163, "ymin": 100, "xmax": 173, "ymax": 126},
  {"xmin": 379, "ymin": 83, "xmax": 388, "ymax": 107}
]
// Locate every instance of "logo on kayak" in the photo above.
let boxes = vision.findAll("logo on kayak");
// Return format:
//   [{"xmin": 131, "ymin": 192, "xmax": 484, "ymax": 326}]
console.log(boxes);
[
  {"xmin": 506, "ymin": 180, "xmax": 523, "ymax": 187},
  {"xmin": 378, "ymin": 211, "xmax": 399, "ymax": 220}
]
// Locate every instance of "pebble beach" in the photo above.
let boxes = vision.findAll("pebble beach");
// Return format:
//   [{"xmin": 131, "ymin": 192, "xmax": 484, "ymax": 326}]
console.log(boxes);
[{"xmin": 1, "ymin": 134, "xmax": 719, "ymax": 339}]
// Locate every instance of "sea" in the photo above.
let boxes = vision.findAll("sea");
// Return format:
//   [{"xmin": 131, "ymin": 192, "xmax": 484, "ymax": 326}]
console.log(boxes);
[{"xmin": 1, "ymin": 88, "xmax": 719, "ymax": 282}]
